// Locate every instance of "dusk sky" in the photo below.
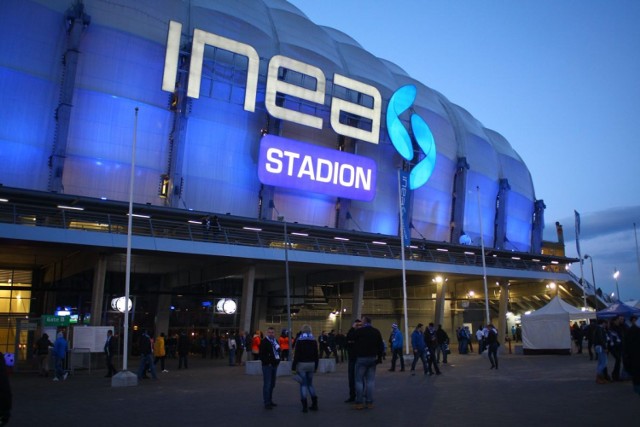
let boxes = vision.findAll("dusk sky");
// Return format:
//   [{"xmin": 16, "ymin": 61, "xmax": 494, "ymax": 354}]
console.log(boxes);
[{"xmin": 290, "ymin": 0, "xmax": 640, "ymax": 301}]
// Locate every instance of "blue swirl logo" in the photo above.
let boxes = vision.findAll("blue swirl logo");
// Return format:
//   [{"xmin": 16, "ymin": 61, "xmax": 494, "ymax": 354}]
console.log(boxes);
[{"xmin": 386, "ymin": 85, "xmax": 436, "ymax": 190}]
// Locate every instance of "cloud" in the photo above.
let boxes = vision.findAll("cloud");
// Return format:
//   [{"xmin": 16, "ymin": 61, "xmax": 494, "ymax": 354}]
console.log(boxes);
[
  {"xmin": 544, "ymin": 205, "xmax": 640, "ymax": 301},
  {"xmin": 544, "ymin": 205, "xmax": 640, "ymax": 242}
]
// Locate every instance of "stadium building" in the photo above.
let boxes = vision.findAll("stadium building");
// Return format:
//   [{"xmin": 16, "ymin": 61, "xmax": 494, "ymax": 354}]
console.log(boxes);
[{"xmin": 0, "ymin": 0, "xmax": 604, "ymax": 360}]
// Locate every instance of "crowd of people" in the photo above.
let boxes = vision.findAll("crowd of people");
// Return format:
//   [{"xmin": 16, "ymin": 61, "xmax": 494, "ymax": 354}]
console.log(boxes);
[
  {"xmin": 572, "ymin": 315, "xmax": 640, "ymax": 392},
  {"xmin": 12, "ymin": 311, "xmax": 637, "ymax": 422}
]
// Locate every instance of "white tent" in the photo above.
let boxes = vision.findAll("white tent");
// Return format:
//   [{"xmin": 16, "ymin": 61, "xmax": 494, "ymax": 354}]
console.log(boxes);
[{"xmin": 522, "ymin": 296, "xmax": 596, "ymax": 355}]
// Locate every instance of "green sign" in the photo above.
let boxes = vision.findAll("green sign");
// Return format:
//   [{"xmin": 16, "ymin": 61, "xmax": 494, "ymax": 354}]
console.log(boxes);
[{"xmin": 42, "ymin": 315, "xmax": 70, "ymax": 327}]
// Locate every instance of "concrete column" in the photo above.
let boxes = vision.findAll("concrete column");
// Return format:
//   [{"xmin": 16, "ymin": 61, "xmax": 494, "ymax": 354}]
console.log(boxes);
[
  {"xmin": 49, "ymin": 4, "xmax": 91, "ymax": 192},
  {"xmin": 450, "ymin": 157, "xmax": 470, "ymax": 243},
  {"xmin": 90, "ymin": 256, "xmax": 107, "ymax": 326},
  {"xmin": 498, "ymin": 281, "xmax": 509, "ymax": 347},
  {"xmin": 494, "ymin": 179, "xmax": 510, "ymax": 250},
  {"xmin": 240, "ymin": 266, "xmax": 256, "ymax": 333},
  {"xmin": 351, "ymin": 272, "xmax": 365, "ymax": 322},
  {"xmin": 434, "ymin": 279, "xmax": 447, "ymax": 327},
  {"xmin": 532, "ymin": 199, "xmax": 546, "ymax": 253}
]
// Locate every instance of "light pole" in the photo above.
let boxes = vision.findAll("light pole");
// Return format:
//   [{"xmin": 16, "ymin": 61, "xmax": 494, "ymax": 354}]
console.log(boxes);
[
  {"xmin": 613, "ymin": 268, "xmax": 620, "ymax": 302},
  {"xmin": 584, "ymin": 254, "xmax": 596, "ymax": 290},
  {"xmin": 269, "ymin": 200, "xmax": 292, "ymax": 353}
]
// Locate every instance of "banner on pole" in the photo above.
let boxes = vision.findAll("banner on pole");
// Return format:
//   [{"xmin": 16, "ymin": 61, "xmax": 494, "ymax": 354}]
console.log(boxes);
[
  {"xmin": 574, "ymin": 210, "xmax": 582, "ymax": 258},
  {"xmin": 399, "ymin": 170, "xmax": 411, "ymax": 247}
]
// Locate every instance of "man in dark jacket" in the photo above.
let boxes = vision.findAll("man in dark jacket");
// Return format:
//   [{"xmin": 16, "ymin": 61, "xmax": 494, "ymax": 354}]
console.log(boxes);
[
  {"xmin": 34, "ymin": 332, "xmax": 53, "ymax": 377},
  {"xmin": 410, "ymin": 323, "xmax": 428, "ymax": 375},
  {"xmin": 178, "ymin": 330, "xmax": 190, "ymax": 369},
  {"xmin": 623, "ymin": 315, "xmax": 640, "ymax": 395},
  {"xmin": 424, "ymin": 323, "xmax": 441, "ymax": 375},
  {"xmin": 435, "ymin": 324, "xmax": 450, "ymax": 364},
  {"xmin": 259, "ymin": 326, "xmax": 281, "ymax": 409},
  {"xmin": 104, "ymin": 329, "xmax": 117, "ymax": 377},
  {"xmin": 352, "ymin": 316, "xmax": 384, "ymax": 409},
  {"xmin": 344, "ymin": 319, "xmax": 362, "ymax": 403},
  {"xmin": 137, "ymin": 330, "xmax": 157, "ymax": 380}
]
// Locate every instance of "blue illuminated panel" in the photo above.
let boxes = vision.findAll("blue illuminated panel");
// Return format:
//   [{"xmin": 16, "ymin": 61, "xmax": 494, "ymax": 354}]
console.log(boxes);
[{"xmin": 258, "ymin": 135, "xmax": 377, "ymax": 202}]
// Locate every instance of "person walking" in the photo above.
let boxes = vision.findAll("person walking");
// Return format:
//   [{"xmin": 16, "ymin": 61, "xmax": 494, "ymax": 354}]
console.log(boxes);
[
  {"xmin": 486, "ymin": 324, "xmax": 499, "ymax": 370},
  {"xmin": 292, "ymin": 324, "xmax": 319, "ymax": 413},
  {"xmin": 571, "ymin": 321, "xmax": 584, "ymax": 354},
  {"xmin": 178, "ymin": 330, "xmax": 190, "ymax": 369},
  {"xmin": 586, "ymin": 319, "xmax": 597, "ymax": 361},
  {"xmin": 228, "ymin": 333, "xmax": 237, "ymax": 366},
  {"xmin": 104, "ymin": 330, "xmax": 117, "ymax": 377},
  {"xmin": 137, "ymin": 330, "xmax": 157, "ymax": 380},
  {"xmin": 34, "ymin": 333, "xmax": 53, "ymax": 377},
  {"xmin": 328, "ymin": 329, "xmax": 338, "ymax": 362},
  {"xmin": 344, "ymin": 319, "xmax": 362, "ymax": 403},
  {"xmin": 410, "ymin": 323, "xmax": 428, "ymax": 376},
  {"xmin": 154, "ymin": 332, "xmax": 167, "ymax": 373},
  {"xmin": 336, "ymin": 330, "xmax": 347, "ymax": 363},
  {"xmin": 424, "ymin": 323, "xmax": 441, "ymax": 375},
  {"xmin": 236, "ymin": 331, "xmax": 247, "ymax": 366},
  {"xmin": 623, "ymin": 315, "xmax": 640, "ymax": 395},
  {"xmin": 476, "ymin": 325, "xmax": 486, "ymax": 354},
  {"xmin": 388, "ymin": 324, "xmax": 404, "ymax": 372},
  {"xmin": 251, "ymin": 330, "xmax": 262, "ymax": 361},
  {"xmin": 609, "ymin": 316, "xmax": 625, "ymax": 381},
  {"xmin": 259, "ymin": 326, "xmax": 281, "ymax": 409},
  {"xmin": 435, "ymin": 324, "xmax": 450, "ymax": 364},
  {"xmin": 278, "ymin": 330, "xmax": 290, "ymax": 361},
  {"xmin": 318, "ymin": 330, "xmax": 330, "ymax": 358},
  {"xmin": 52, "ymin": 331, "xmax": 68, "ymax": 382},
  {"xmin": 593, "ymin": 318, "xmax": 610, "ymax": 383},
  {"xmin": 352, "ymin": 316, "xmax": 384, "ymax": 410}
]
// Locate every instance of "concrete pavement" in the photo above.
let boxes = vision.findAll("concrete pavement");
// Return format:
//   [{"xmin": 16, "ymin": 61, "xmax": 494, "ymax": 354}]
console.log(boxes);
[{"xmin": 7, "ymin": 350, "xmax": 638, "ymax": 426}]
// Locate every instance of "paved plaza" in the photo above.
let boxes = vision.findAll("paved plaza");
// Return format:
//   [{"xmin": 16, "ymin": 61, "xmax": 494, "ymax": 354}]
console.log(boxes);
[{"xmin": 7, "ymin": 350, "xmax": 638, "ymax": 426}]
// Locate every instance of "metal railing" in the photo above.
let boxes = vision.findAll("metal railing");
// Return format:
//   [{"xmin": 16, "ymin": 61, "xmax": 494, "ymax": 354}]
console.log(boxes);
[{"xmin": 0, "ymin": 200, "xmax": 558, "ymax": 273}]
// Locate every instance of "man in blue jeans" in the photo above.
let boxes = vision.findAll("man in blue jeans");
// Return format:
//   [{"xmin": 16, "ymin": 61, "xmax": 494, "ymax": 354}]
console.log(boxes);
[
  {"xmin": 137, "ymin": 330, "xmax": 157, "ymax": 380},
  {"xmin": 53, "ymin": 332, "xmax": 68, "ymax": 382},
  {"xmin": 259, "ymin": 326, "xmax": 281, "ymax": 409},
  {"xmin": 388, "ymin": 324, "xmax": 404, "ymax": 372},
  {"xmin": 410, "ymin": 323, "xmax": 428, "ymax": 375},
  {"xmin": 353, "ymin": 316, "xmax": 384, "ymax": 410}
]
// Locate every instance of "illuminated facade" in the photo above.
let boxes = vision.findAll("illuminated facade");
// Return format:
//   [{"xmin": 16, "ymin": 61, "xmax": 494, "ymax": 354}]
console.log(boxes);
[
  {"xmin": 0, "ymin": 0, "xmax": 540, "ymax": 252},
  {"xmin": 2, "ymin": 0, "xmax": 591, "ymax": 361}
]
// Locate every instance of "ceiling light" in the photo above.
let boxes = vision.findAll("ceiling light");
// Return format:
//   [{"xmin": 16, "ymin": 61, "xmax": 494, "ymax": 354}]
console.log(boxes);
[{"xmin": 58, "ymin": 205, "xmax": 84, "ymax": 211}]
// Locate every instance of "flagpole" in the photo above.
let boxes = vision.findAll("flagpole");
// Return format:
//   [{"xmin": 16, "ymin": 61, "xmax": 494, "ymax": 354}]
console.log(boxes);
[
  {"xmin": 575, "ymin": 210, "xmax": 587, "ymax": 308},
  {"xmin": 398, "ymin": 170, "xmax": 409, "ymax": 355},
  {"xmin": 123, "ymin": 107, "xmax": 138, "ymax": 372},
  {"xmin": 476, "ymin": 186, "xmax": 490, "ymax": 325},
  {"xmin": 112, "ymin": 107, "xmax": 139, "ymax": 387}
]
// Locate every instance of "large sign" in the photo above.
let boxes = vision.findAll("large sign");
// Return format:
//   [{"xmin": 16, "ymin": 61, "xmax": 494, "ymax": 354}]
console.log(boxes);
[
  {"xmin": 42, "ymin": 314, "xmax": 70, "ymax": 327},
  {"xmin": 163, "ymin": 21, "xmax": 381, "ymax": 144},
  {"xmin": 258, "ymin": 135, "xmax": 376, "ymax": 201},
  {"xmin": 162, "ymin": 20, "xmax": 436, "ymax": 200},
  {"xmin": 387, "ymin": 85, "xmax": 436, "ymax": 190}
]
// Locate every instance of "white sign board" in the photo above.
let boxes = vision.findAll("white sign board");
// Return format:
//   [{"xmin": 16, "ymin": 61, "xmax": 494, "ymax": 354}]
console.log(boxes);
[{"xmin": 72, "ymin": 326, "xmax": 113, "ymax": 352}]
